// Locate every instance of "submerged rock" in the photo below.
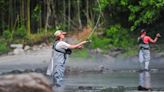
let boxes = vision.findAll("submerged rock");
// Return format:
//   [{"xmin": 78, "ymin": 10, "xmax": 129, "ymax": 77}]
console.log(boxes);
[{"xmin": 0, "ymin": 73, "xmax": 52, "ymax": 92}]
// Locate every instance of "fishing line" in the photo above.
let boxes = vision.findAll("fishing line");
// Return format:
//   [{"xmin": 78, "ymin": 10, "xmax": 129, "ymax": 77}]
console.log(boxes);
[{"xmin": 87, "ymin": 0, "xmax": 102, "ymax": 42}]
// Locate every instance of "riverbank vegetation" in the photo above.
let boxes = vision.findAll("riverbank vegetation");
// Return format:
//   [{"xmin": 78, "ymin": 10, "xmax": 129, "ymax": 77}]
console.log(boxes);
[{"xmin": 0, "ymin": 0, "xmax": 164, "ymax": 55}]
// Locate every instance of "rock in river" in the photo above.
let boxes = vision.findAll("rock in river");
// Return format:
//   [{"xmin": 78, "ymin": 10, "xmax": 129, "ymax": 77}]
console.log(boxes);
[{"xmin": 0, "ymin": 73, "xmax": 52, "ymax": 92}]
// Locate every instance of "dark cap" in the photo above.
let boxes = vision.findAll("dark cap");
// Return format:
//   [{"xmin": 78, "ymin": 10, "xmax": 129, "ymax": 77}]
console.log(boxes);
[
  {"xmin": 140, "ymin": 29, "xmax": 146, "ymax": 35},
  {"xmin": 141, "ymin": 29, "xmax": 146, "ymax": 33}
]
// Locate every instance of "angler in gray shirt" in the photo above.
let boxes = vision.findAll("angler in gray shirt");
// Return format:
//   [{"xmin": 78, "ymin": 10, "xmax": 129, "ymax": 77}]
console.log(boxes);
[{"xmin": 46, "ymin": 30, "xmax": 87, "ymax": 87}]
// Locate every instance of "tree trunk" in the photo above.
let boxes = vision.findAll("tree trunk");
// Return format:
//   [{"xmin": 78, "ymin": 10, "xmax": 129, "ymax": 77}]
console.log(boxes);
[
  {"xmin": 27, "ymin": 0, "xmax": 31, "ymax": 35},
  {"xmin": 63, "ymin": 0, "xmax": 66, "ymax": 31},
  {"xmin": 50, "ymin": 0, "xmax": 56, "ymax": 29},
  {"xmin": 86, "ymin": 0, "xmax": 90, "ymax": 25},
  {"xmin": 20, "ymin": 0, "xmax": 25, "ymax": 26},
  {"xmin": 1, "ymin": 12, "xmax": 4, "ymax": 31},
  {"xmin": 39, "ymin": 3, "xmax": 42, "ymax": 33},
  {"xmin": 8, "ymin": 0, "xmax": 13, "ymax": 30},
  {"xmin": 45, "ymin": 0, "xmax": 51, "ymax": 32},
  {"xmin": 89, "ymin": 1, "xmax": 96, "ymax": 28},
  {"xmin": 68, "ymin": 0, "xmax": 71, "ymax": 31},
  {"xmin": 77, "ymin": 0, "xmax": 82, "ymax": 30}
]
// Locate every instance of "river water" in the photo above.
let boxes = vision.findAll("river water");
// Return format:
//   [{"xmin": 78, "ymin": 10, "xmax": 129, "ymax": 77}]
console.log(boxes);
[
  {"xmin": 60, "ymin": 71, "xmax": 164, "ymax": 92},
  {"xmin": 0, "ymin": 47, "xmax": 164, "ymax": 91}
]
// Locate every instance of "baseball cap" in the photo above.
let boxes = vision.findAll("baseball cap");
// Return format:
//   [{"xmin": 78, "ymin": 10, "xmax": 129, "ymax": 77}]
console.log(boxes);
[
  {"xmin": 141, "ymin": 29, "xmax": 146, "ymax": 33},
  {"xmin": 140, "ymin": 29, "xmax": 146, "ymax": 35},
  {"xmin": 54, "ymin": 30, "xmax": 66, "ymax": 37}
]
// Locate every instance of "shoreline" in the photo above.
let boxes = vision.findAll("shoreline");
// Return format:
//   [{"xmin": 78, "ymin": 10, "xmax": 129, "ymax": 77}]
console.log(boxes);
[{"xmin": 0, "ymin": 45, "xmax": 164, "ymax": 75}]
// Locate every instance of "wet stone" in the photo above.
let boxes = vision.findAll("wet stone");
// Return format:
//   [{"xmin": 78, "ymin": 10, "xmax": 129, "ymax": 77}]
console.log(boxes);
[
  {"xmin": 2, "ymin": 70, "xmax": 23, "ymax": 75},
  {"xmin": 34, "ymin": 68, "xmax": 44, "ymax": 73},
  {"xmin": 0, "ymin": 73, "xmax": 53, "ymax": 92},
  {"xmin": 78, "ymin": 86, "xmax": 93, "ymax": 90},
  {"xmin": 34, "ymin": 68, "xmax": 47, "ymax": 74},
  {"xmin": 101, "ymin": 87, "xmax": 125, "ymax": 92},
  {"xmin": 24, "ymin": 69, "xmax": 34, "ymax": 73}
]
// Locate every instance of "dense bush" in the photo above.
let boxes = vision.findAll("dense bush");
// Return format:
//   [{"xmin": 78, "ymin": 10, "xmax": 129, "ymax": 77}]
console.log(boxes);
[
  {"xmin": 71, "ymin": 48, "xmax": 89, "ymax": 58},
  {"xmin": 0, "ymin": 40, "xmax": 9, "ymax": 54},
  {"xmin": 106, "ymin": 24, "xmax": 135, "ymax": 48},
  {"xmin": 2, "ymin": 29, "xmax": 12, "ymax": 42},
  {"xmin": 91, "ymin": 24, "xmax": 135, "ymax": 50},
  {"xmin": 25, "ymin": 32, "xmax": 53, "ymax": 45},
  {"xmin": 0, "ymin": 25, "xmax": 54, "ymax": 55},
  {"xmin": 91, "ymin": 35, "xmax": 111, "ymax": 49},
  {"xmin": 99, "ymin": 0, "xmax": 164, "ymax": 31},
  {"xmin": 13, "ymin": 25, "xmax": 27, "ymax": 39}
]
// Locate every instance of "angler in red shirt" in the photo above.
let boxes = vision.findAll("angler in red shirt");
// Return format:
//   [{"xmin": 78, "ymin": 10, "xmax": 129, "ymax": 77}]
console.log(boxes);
[{"xmin": 138, "ymin": 29, "xmax": 161, "ymax": 71}]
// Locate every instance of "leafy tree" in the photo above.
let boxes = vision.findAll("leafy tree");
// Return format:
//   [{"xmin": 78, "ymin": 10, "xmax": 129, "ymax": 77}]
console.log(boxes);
[{"xmin": 99, "ymin": 0, "xmax": 164, "ymax": 31}]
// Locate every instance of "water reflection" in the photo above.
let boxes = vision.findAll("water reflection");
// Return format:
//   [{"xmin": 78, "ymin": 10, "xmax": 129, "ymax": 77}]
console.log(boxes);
[{"xmin": 138, "ymin": 70, "xmax": 152, "ymax": 91}]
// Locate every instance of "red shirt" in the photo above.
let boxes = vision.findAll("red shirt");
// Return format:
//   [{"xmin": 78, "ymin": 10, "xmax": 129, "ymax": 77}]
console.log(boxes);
[{"xmin": 143, "ymin": 36, "xmax": 155, "ymax": 44}]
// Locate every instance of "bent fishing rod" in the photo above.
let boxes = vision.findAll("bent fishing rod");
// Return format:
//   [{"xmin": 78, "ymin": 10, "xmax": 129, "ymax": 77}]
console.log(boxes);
[{"xmin": 86, "ymin": 0, "xmax": 102, "ymax": 43}]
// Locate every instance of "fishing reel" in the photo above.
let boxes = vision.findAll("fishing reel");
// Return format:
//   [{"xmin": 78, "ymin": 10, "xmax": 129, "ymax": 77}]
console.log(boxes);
[
  {"xmin": 86, "ymin": 39, "xmax": 92, "ymax": 43},
  {"xmin": 83, "ymin": 39, "xmax": 92, "ymax": 48},
  {"xmin": 65, "ymin": 48, "xmax": 72, "ymax": 55},
  {"xmin": 156, "ymin": 33, "xmax": 162, "ymax": 38}
]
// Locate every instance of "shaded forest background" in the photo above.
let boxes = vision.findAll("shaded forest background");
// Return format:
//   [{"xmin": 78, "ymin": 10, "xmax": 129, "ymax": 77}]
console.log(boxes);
[{"xmin": 0, "ymin": 0, "xmax": 164, "ymax": 54}]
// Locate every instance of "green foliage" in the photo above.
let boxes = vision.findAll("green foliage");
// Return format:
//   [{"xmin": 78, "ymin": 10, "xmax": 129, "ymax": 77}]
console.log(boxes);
[
  {"xmin": 128, "ymin": 0, "xmax": 164, "ymax": 30},
  {"xmin": 71, "ymin": 49, "xmax": 89, "ymax": 58},
  {"xmin": 2, "ymin": 29, "xmax": 12, "ymax": 41},
  {"xmin": 99, "ymin": 0, "xmax": 164, "ymax": 31},
  {"xmin": 128, "ymin": 5, "xmax": 141, "ymax": 13},
  {"xmin": 32, "ymin": 4, "xmax": 41, "ymax": 22},
  {"xmin": 25, "ymin": 31, "xmax": 53, "ymax": 45},
  {"xmin": 106, "ymin": 24, "xmax": 134, "ymax": 48},
  {"xmin": 90, "ymin": 24, "xmax": 135, "ymax": 50},
  {"xmin": 0, "ymin": 28, "xmax": 54, "ymax": 55},
  {"xmin": 0, "ymin": 40, "xmax": 9, "ymax": 54},
  {"xmin": 13, "ymin": 25, "xmax": 27, "ymax": 39},
  {"xmin": 120, "ymin": 0, "xmax": 128, "ymax": 6},
  {"xmin": 91, "ymin": 35, "xmax": 111, "ymax": 49},
  {"xmin": 99, "ymin": 0, "xmax": 109, "ymax": 9}
]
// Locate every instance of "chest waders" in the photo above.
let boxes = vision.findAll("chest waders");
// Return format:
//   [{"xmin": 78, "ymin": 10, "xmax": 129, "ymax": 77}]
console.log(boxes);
[
  {"xmin": 138, "ymin": 37, "xmax": 150, "ymax": 50},
  {"xmin": 51, "ymin": 41, "xmax": 72, "ymax": 87},
  {"xmin": 52, "ymin": 41, "xmax": 72, "ymax": 64},
  {"xmin": 138, "ymin": 37, "xmax": 150, "ymax": 70}
]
